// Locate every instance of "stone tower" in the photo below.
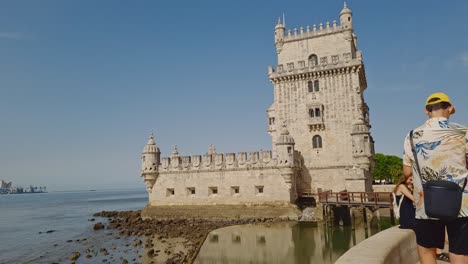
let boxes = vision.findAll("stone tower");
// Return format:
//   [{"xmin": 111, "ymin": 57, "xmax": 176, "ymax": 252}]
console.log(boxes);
[
  {"xmin": 141, "ymin": 133, "xmax": 160, "ymax": 193},
  {"xmin": 267, "ymin": 3, "xmax": 374, "ymax": 192}
]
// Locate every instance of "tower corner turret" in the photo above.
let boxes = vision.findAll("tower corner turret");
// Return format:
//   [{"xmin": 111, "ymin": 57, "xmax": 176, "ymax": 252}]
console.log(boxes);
[
  {"xmin": 141, "ymin": 133, "xmax": 160, "ymax": 193},
  {"xmin": 340, "ymin": 2, "xmax": 353, "ymax": 30}
]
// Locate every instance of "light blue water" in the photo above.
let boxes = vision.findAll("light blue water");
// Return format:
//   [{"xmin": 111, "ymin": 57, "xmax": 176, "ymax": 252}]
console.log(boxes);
[{"xmin": 0, "ymin": 189, "xmax": 148, "ymax": 263}]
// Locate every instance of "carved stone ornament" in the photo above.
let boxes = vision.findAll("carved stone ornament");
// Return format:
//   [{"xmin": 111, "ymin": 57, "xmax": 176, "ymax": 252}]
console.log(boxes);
[{"xmin": 320, "ymin": 57, "xmax": 328, "ymax": 67}]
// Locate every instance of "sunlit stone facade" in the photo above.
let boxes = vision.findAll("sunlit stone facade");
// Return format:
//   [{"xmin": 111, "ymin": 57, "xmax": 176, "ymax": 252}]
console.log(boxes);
[{"xmin": 141, "ymin": 3, "xmax": 374, "ymax": 206}]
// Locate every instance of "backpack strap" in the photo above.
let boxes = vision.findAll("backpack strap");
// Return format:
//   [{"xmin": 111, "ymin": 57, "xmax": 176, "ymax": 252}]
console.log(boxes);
[
  {"xmin": 409, "ymin": 130, "xmax": 423, "ymax": 179},
  {"xmin": 392, "ymin": 192, "xmax": 404, "ymax": 210}
]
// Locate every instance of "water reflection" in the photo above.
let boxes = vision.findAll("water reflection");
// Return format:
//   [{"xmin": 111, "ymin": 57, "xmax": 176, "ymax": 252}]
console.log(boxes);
[{"xmin": 195, "ymin": 217, "xmax": 392, "ymax": 264}]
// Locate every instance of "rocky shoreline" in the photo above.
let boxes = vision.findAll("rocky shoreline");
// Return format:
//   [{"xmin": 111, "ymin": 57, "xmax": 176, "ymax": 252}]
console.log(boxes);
[{"xmin": 78, "ymin": 209, "xmax": 293, "ymax": 264}]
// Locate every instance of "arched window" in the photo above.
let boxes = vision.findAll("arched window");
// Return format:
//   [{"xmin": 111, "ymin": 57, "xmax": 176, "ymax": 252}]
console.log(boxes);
[
  {"xmin": 314, "ymin": 80, "xmax": 319, "ymax": 92},
  {"xmin": 312, "ymin": 135, "xmax": 322, "ymax": 149},
  {"xmin": 308, "ymin": 54, "xmax": 318, "ymax": 67},
  {"xmin": 315, "ymin": 108, "xmax": 321, "ymax": 117},
  {"xmin": 309, "ymin": 109, "xmax": 315, "ymax": 117},
  {"xmin": 308, "ymin": 81, "xmax": 313, "ymax": 93}
]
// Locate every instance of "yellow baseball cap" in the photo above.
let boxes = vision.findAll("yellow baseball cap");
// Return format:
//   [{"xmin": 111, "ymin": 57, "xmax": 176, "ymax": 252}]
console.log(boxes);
[{"xmin": 426, "ymin": 92, "xmax": 455, "ymax": 114}]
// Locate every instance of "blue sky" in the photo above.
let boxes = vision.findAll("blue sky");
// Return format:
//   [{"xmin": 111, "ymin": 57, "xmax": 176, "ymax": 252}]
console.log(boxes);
[{"xmin": 1, "ymin": 1, "xmax": 467, "ymax": 191}]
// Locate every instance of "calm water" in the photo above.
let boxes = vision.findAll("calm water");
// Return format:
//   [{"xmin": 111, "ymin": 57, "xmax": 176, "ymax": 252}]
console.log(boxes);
[
  {"xmin": 195, "ymin": 216, "xmax": 393, "ymax": 264},
  {"xmin": 1, "ymin": 190, "xmax": 392, "ymax": 264},
  {"xmin": 0, "ymin": 189, "xmax": 148, "ymax": 263}
]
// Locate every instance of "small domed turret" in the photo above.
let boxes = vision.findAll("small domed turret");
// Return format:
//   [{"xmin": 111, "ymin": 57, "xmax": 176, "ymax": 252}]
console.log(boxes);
[
  {"xmin": 274, "ymin": 18, "xmax": 285, "ymax": 53},
  {"xmin": 275, "ymin": 122, "xmax": 295, "ymax": 166},
  {"xmin": 143, "ymin": 133, "xmax": 160, "ymax": 154},
  {"xmin": 276, "ymin": 123, "xmax": 295, "ymax": 145},
  {"xmin": 340, "ymin": 2, "xmax": 353, "ymax": 29},
  {"xmin": 141, "ymin": 133, "xmax": 160, "ymax": 193}
]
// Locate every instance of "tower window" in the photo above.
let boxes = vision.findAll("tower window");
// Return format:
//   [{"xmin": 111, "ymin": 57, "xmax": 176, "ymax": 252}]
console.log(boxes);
[
  {"xmin": 312, "ymin": 135, "xmax": 322, "ymax": 149},
  {"xmin": 287, "ymin": 147, "xmax": 292, "ymax": 154},
  {"xmin": 309, "ymin": 109, "xmax": 315, "ymax": 117},
  {"xmin": 166, "ymin": 188, "xmax": 175, "ymax": 196},
  {"xmin": 255, "ymin": 186, "xmax": 264, "ymax": 194},
  {"xmin": 348, "ymin": 17, "xmax": 351, "ymax": 21},
  {"xmin": 187, "ymin": 187, "xmax": 196, "ymax": 195},
  {"xmin": 231, "ymin": 186, "xmax": 240, "ymax": 195},
  {"xmin": 314, "ymin": 80, "xmax": 320, "ymax": 92},
  {"xmin": 209, "ymin": 187, "xmax": 218, "ymax": 195},
  {"xmin": 308, "ymin": 81, "xmax": 313, "ymax": 93},
  {"xmin": 315, "ymin": 108, "xmax": 321, "ymax": 117},
  {"xmin": 269, "ymin": 117, "xmax": 275, "ymax": 125}
]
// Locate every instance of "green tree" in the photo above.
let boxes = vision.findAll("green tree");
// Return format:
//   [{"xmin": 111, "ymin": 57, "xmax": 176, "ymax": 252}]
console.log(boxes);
[{"xmin": 373, "ymin": 153, "xmax": 403, "ymax": 183}]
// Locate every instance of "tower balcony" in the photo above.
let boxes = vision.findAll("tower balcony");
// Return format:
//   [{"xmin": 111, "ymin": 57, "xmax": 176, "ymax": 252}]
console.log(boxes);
[{"xmin": 308, "ymin": 117, "xmax": 325, "ymax": 131}]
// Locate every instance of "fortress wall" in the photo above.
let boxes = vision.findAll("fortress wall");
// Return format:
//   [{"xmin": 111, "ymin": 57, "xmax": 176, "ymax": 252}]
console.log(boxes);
[
  {"xmin": 149, "ymin": 167, "xmax": 292, "ymax": 205},
  {"xmin": 301, "ymin": 167, "xmax": 355, "ymax": 192}
]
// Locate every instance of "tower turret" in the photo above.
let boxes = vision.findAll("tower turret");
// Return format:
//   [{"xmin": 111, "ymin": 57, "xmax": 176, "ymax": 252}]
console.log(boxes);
[
  {"xmin": 274, "ymin": 18, "xmax": 285, "ymax": 54},
  {"xmin": 350, "ymin": 118, "xmax": 374, "ymax": 191},
  {"xmin": 141, "ymin": 133, "xmax": 160, "ymax": 193},
  {"xmin": 275, "ymin": 122, "xmax": 295, "ymax": 166},
  {"xmin": 340, "ymin": 2, "xmax": 353, "ymax": 29},
  {"xmin": 275, "ymin": 122, "xmax": 298, "ymax": 201}
]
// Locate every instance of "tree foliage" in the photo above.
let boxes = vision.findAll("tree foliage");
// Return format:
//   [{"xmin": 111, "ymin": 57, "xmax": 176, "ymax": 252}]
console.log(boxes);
[{"xmin": 373, "ymin": 153, "xmax": 403, "ymax": 183}]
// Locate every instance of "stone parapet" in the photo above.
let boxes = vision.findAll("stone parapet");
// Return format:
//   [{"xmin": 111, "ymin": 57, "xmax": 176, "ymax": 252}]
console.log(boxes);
[
  {"xmin": 159, "ymin": 151, "xmax": 278, "ymax": 172},
  {"xmin": 335, "ymin": 226, "xmax": 418, "ymax": 264},
  {"xmin": 283, "ymin": 21, "xmax": 345, "ymax": 42}
]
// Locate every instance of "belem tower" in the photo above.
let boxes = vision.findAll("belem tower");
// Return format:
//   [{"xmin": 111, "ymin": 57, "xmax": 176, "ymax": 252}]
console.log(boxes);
[{"xmin": 140, "ymin": 3, "xmax": 375, "ymax": 206}]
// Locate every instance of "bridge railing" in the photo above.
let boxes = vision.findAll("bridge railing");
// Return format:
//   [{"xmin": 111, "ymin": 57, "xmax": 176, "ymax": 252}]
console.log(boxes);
[{"xmin": 318, "ymin": 191, "xmax": 393, "ymax": 208}]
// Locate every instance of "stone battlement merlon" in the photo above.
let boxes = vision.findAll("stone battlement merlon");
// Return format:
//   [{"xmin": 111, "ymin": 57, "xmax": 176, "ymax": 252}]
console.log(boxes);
[
  {"xmin": 158, "ymin": 150, "xmax": 281, "ymax": 172},
  {"xmin": 283, "ymin": 21, "xmax": 348, "ymax": 43}
]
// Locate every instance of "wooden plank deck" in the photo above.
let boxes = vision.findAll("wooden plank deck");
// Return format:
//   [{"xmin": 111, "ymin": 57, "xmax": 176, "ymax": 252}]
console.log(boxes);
[{"xmin": 306, "ymin": 191, "xmax": 394, "ymax": 208}]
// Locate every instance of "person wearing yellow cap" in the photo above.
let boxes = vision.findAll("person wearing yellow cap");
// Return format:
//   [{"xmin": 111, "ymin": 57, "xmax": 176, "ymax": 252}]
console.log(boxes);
[{"xmin": 402, "ymin": 92, "xmax": 468, "ymax": 263}]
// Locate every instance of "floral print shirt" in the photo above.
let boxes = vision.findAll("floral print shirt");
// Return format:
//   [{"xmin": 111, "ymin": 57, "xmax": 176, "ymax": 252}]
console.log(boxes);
[{"xmin": 403, "ymin": 117, "xmax": 468, "ymax": 219}]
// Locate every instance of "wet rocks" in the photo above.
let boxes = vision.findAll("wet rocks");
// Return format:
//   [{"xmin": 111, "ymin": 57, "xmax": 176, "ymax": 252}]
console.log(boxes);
[
  {"xmin": 91, "ymin": 210, "xmax": 284, "ymax": 264},
  {"xmin": 93, "ymin": 222, "xmax": 105, "ymax": 230},
  {"xmin": 69, "ymin": 252, "xmax": 80, "ymax": 261}
]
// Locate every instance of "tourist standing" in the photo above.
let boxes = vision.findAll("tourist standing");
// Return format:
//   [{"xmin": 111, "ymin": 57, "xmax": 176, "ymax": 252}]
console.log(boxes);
[
  {"xmin": 393, "ymin": 176, "xmax": 415, "ymax": 230},
  {"xmin": 403, "ymin": 92, "xmax": 468, "ymax": 264}
]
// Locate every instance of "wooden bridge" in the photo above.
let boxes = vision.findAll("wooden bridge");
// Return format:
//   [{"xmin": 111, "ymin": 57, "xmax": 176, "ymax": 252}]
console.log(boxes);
[
  {"xmin": 299, "ymin": 190, "xmax": 396, "ymax": 225},
  {"xmin": 317, "ymin": 191, "xmax": 393, "ymax": 208}
]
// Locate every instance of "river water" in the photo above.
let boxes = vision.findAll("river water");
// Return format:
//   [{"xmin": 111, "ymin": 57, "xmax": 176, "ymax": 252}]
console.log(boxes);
[
  {"xmin": 0, "ymin": 189, "xmax": 148, "ymax": 263},
  {"xmin": 0, "ymin": 190, "xmax": 392, "ymax": 263},
  {"xmin": 195, "ymin": 216, "xmax": 393, "ymax": 264}
]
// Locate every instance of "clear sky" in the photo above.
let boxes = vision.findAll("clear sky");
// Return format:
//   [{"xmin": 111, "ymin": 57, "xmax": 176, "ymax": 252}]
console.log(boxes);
[{"xmin": 1, "ymin": 0, "xmax": 467, "ymax": 191}]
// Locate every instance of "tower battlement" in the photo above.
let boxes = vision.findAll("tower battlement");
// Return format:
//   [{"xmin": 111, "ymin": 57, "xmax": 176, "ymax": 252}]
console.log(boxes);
[
  {"xmin": 283, "ymin": 20, "xmax": 346, "ymax": 42},
  {"xmin": 156, "ymin": 149, "xmax": 302, "ymax": 173}
]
